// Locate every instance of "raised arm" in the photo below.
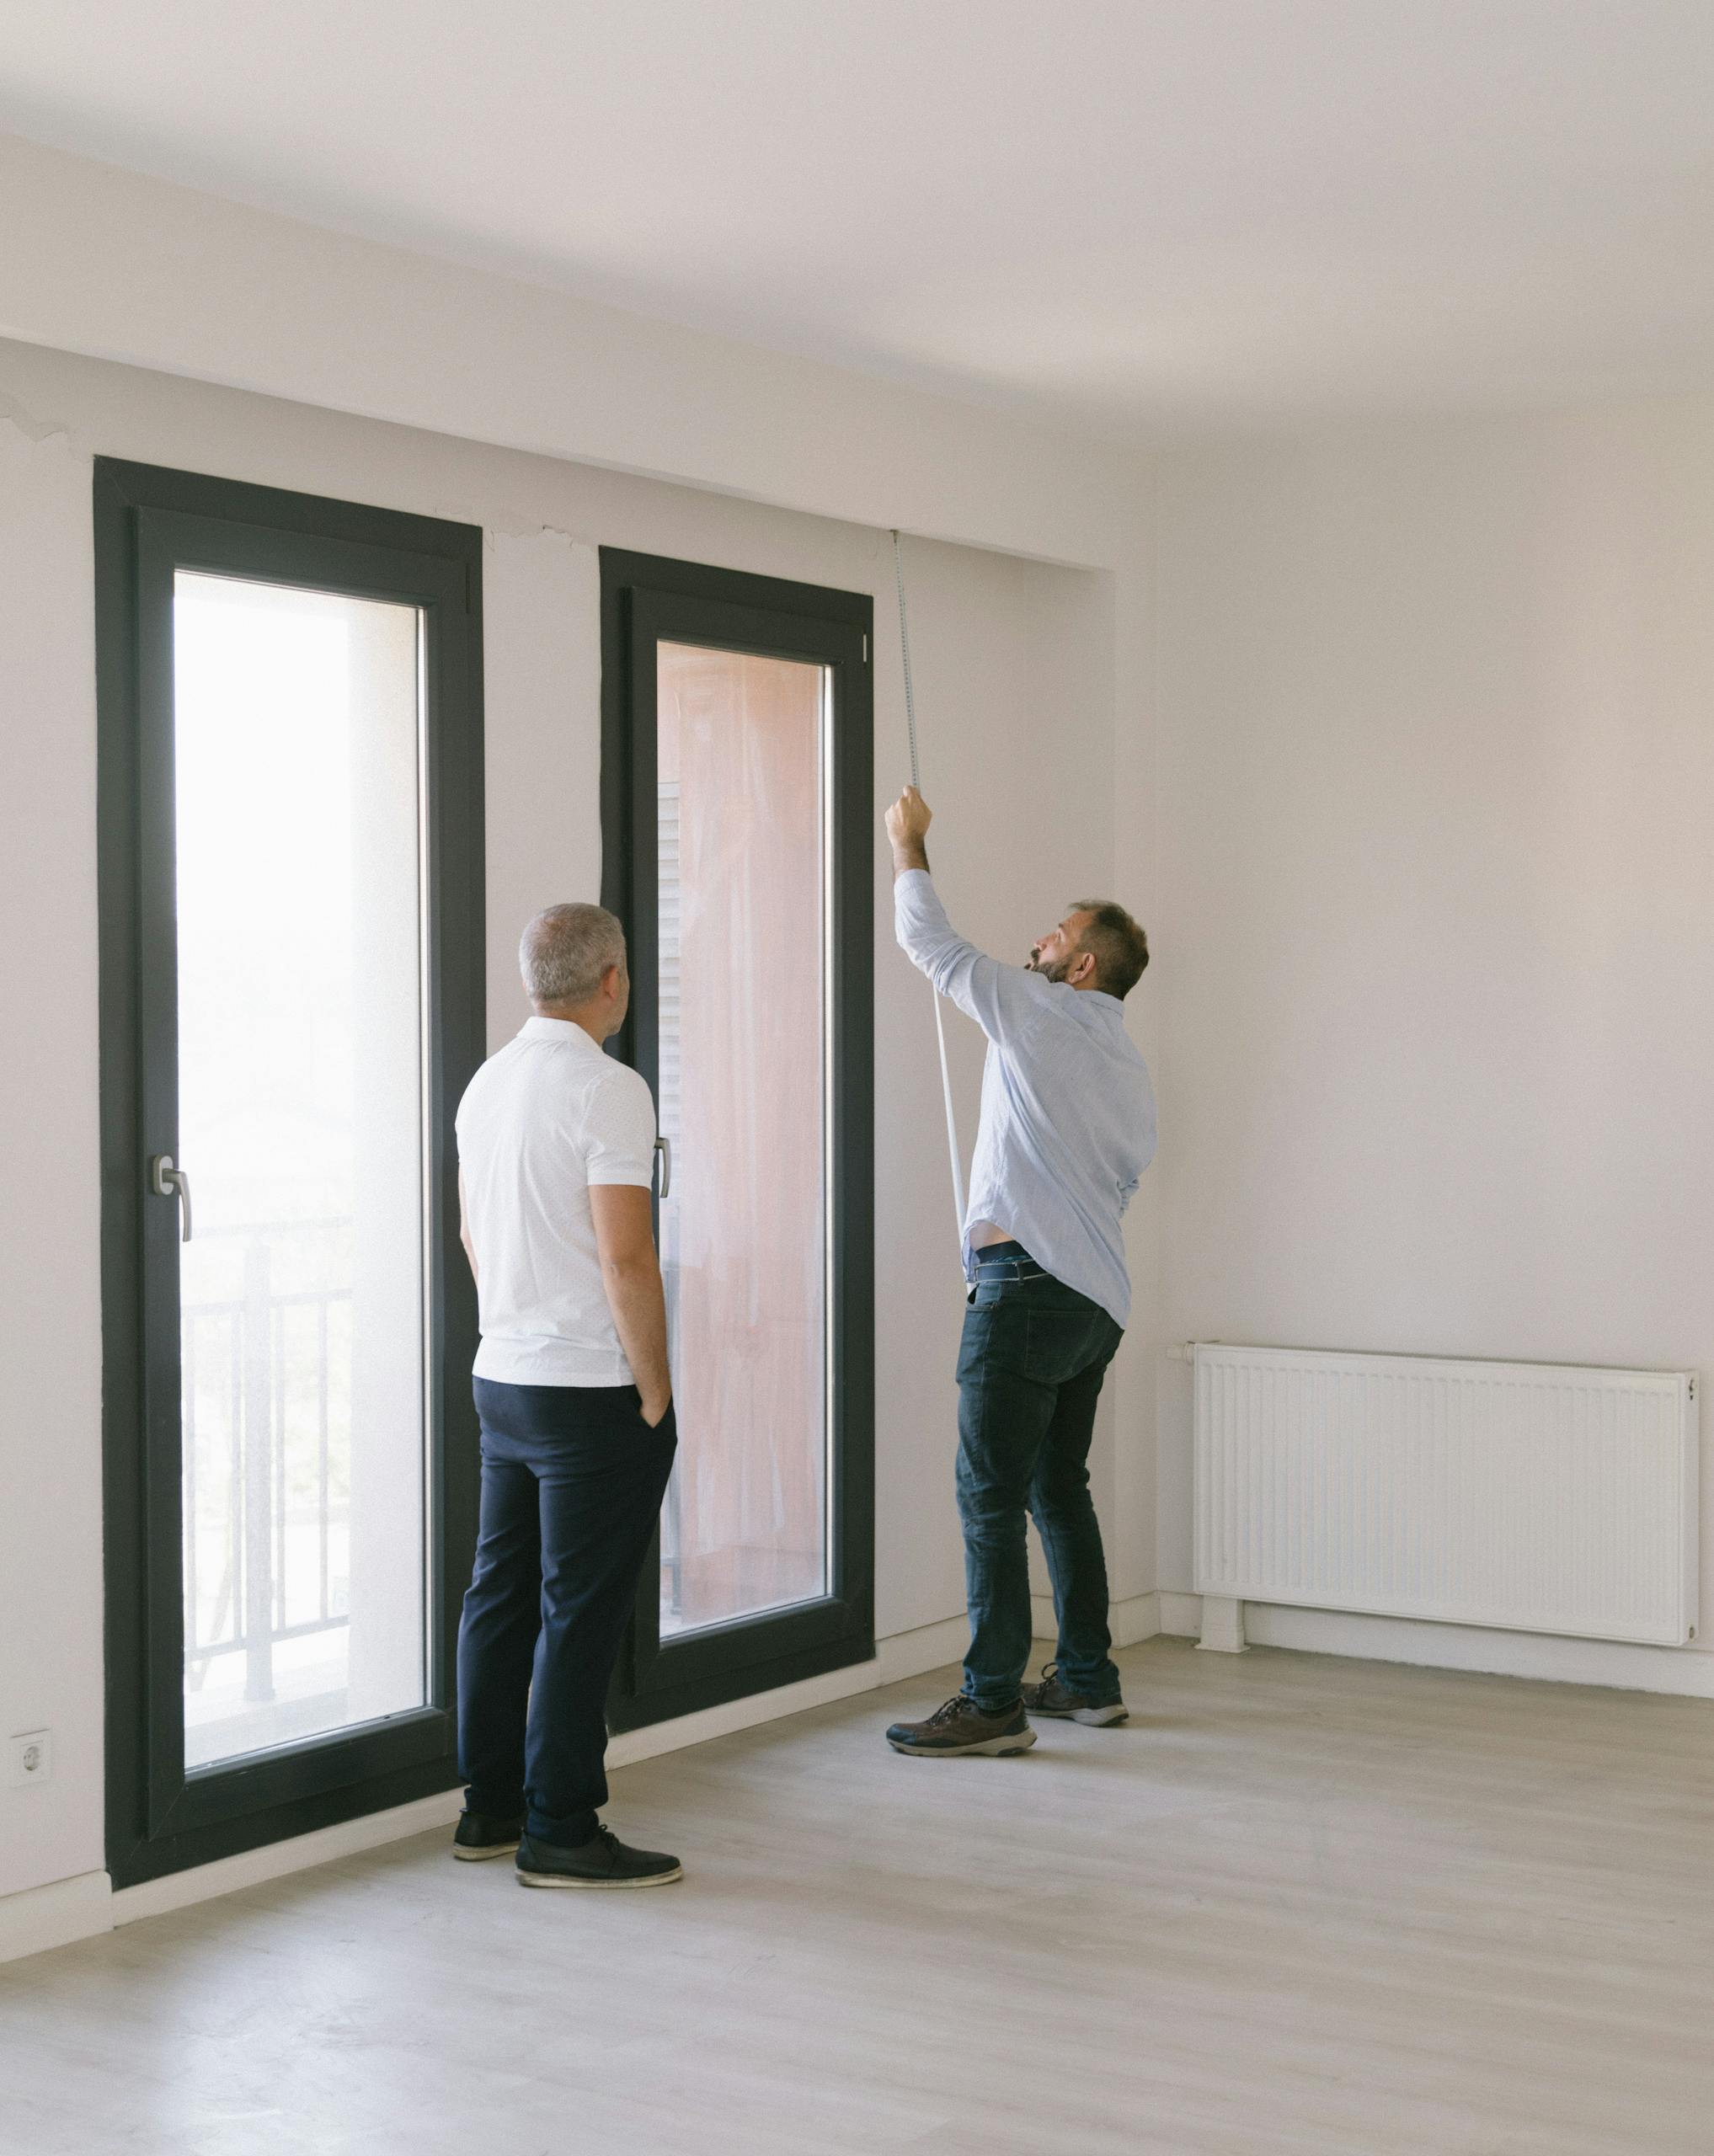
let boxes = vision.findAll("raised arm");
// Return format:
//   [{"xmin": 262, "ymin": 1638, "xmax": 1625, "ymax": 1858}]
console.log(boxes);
[{"xmin": 886, "ymin": 787, "xmax": 1053, "ymax": 1045}]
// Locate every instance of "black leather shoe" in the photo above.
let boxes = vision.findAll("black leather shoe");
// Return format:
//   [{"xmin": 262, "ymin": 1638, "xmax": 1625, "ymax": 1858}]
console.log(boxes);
[
  {"xmin": 515, "ymin": 1825, "xmax": 683, "ymax": 1889},
  {"xmin": 451, "ymin": 1810, "xmax": 524, "ymax": 1860},
  {"xmin": 884, "ymin": 1694, "xmax": 1037, "ymax": 1757}
]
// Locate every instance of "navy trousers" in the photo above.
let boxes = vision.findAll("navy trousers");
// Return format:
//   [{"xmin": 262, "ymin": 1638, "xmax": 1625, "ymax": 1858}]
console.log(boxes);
[{"xmin": 457, "ymin": 1377, "xmax": 676, "ymax": 1847}]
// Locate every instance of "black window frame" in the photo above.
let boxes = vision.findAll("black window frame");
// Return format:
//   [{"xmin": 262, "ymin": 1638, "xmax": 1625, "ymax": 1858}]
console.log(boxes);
[
  {"xmin": 600, "ymin": 548, "xmax": 875, "ymax": 1730},
  {"xmin": 95, "ymin": 458, "xmax": 485, "ymax": 1888}
]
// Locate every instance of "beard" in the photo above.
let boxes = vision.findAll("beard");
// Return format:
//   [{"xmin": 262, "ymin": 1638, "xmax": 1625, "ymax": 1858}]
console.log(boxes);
[{"xmin": 1027, "ymin": 952, "xmax": 1074, "ymax": 985}]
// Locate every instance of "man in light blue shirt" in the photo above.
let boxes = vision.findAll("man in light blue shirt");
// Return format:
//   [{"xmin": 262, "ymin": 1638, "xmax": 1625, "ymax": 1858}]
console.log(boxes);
[{"xmin": 881, "ymin": 788, "xmax": 1156, "ymax": 1760}]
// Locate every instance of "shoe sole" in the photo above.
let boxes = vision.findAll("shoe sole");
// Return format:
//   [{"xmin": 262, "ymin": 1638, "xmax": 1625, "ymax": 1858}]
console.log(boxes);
[
  {"xmin": 887, "ymin": 1727, "xmax": 1039, "ymax": 1758},
  {"xmin": 452, "ymin": 1840, "xmax": 521, "ymax": 1860},
  {"xmin": 516, "ymin": 1864, "xmax": 683, "ymax": 1889},
  {"xmin": 1027, "ymin": 1704, "xmax": 1129, "ymax": 1726}
]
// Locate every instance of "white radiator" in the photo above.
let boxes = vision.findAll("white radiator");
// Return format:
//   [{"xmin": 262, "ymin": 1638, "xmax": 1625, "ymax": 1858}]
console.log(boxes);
[{"xmin": 1193, "ymin": 1344, "xmax": 1699, "ymax": 1647}]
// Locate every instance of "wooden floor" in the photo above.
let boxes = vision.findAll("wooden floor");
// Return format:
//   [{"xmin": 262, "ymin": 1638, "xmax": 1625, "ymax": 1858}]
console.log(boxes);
[{"xmin": 6, "ymin": 1638, "xmax": 1714, "ymax": 2155}]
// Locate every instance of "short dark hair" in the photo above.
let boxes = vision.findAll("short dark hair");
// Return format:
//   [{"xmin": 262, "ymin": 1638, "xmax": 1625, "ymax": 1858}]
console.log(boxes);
[{"xmin": 1071, "ymin": 900, "xmax": 1150, "ymax": 999}]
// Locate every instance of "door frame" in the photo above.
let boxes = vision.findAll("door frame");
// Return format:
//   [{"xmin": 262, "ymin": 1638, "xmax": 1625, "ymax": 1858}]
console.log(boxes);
[
  {"xmin": 599, "ymin": 548, "xmax": 875, "ymax": 1730},
  {"xmin": 95, "ymin": 458, "xmax": 486, "ymax": 1887}
]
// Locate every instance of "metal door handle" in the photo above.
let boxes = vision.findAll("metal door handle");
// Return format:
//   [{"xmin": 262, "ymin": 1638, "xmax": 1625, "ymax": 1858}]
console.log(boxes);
[
  {"xmin": 149, "ymin": 1154, "xmax": 193, "ymax": 1242},
  {"xmin": 654, "ymin": 1136, "xmax": 672, "ymax": 1202}
]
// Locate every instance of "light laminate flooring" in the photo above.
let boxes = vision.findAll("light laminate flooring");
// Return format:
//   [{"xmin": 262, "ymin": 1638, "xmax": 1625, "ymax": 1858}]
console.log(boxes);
[{"xmin": 5, "ymin": 1638, "xmax": 1714, "ymax": 2155}]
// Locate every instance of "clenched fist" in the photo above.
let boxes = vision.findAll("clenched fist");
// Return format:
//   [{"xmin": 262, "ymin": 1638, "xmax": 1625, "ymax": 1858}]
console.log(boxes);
[{"xmin": 885, "ymin": 786, "xmax": 933, "ymax": 851}]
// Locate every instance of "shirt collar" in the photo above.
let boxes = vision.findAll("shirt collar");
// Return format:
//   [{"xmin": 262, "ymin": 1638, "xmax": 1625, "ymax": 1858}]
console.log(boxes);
[{"xmin": 520, "ymin": 1014, "xmax": 603, "ymax": 1050}]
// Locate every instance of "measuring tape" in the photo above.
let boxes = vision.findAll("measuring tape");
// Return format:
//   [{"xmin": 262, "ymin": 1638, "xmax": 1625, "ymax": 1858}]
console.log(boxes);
[{"xmin": 892, "ymin": 529, "xmax": 969, "ymax": 1247}]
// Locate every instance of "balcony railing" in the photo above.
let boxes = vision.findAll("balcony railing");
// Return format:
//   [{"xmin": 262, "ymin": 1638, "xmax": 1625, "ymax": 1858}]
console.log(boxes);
[{"xmin": 182, "ymin": 1218, "xmax": 351, "ymax": 1706}]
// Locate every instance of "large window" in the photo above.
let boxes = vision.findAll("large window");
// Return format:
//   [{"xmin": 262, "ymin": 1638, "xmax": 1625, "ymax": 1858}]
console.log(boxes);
[
  {"xmin": 97, "ymin": 462, "xmax": 483, "ymax": 1885},
  {"xmin": 601, "ymin": 552, "xmax": 873, "ymax": 1726},
  {"xmin": 655, "ymin": 642, "xmax": 831, "ymax": 1636}
]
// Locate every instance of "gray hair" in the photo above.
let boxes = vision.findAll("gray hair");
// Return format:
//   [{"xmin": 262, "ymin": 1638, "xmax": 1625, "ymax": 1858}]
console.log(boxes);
[{"xmin": 519, "ymin": 903, "xmax": 627, "ymax": 1006}]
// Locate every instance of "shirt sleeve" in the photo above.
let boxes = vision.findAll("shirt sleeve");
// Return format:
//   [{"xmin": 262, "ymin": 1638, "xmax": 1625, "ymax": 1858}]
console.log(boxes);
[
  {"xmin": 894, "ymin": 868, "xmax": 1055, "ymax": 1046},
  {"xmin": 584, "ymin": 1064, "xmax": 658, "ymax": 1187}
]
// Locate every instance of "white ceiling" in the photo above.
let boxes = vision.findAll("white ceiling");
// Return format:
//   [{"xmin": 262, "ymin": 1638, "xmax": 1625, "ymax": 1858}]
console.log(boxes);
[{"xmin": 3, "ymin": 0, "xmax": 1714, "ymax": 442}]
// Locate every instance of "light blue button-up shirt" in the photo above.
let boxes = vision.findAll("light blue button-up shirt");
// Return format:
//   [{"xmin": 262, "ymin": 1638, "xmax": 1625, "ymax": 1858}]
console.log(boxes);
[{"xmin": 895, "ymin": 869, "xmax": 1156, "ymax": 1327}]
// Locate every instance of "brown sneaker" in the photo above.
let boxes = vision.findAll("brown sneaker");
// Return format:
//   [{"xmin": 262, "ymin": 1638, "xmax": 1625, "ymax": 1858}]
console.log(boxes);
[
  {"xmin": 1021, "ymin": 1663, "xmax": 1128, "ymax": 1726},
  {"xmin": 884, "ymin": 1694, "xmax": 1038, "ymax": 1758}
]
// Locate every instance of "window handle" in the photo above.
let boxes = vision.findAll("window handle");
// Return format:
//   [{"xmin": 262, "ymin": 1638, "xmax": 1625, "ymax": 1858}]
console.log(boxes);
[
  {"xmin": 149, "ymin": 1154, "xmax": 193, "ymax": 1243},
  {"xmin": 654, "ymin": 1136, "xmax": 672, "ymax": 1202}
]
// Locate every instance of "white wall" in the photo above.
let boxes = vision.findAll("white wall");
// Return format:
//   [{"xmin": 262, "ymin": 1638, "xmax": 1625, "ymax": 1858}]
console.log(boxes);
[
  {"xmin": 0, "ymin": 403, "xmax": 105, "ymax": 1904},
  {"xmin": 0, "ymin": 334, "xmax": 1140, "ymax": 1907},
  {"xmin": 0, "ymin": 127, "xmax": 1163, "ymax": 1622},
  {"xmin": 1151, "ymin": 397, "xmax": 1714, "ymax": 1678},
  {"xmin": 0, "ymin": 132, "xmax": 1144, "ymax": 571}
]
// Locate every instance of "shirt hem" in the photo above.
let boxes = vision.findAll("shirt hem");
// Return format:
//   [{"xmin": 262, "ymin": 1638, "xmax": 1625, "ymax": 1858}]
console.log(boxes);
[
  {"xmin": 964, "ymin": 1203, "xmax": 1130, "ymax": 1326},
  {"xmin": 473, "ymin": 1356, "xmax": 638, "ymax": 1388}
]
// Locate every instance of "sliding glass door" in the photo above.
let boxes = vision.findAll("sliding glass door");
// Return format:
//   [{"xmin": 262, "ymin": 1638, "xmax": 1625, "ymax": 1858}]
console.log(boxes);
[
  {"xmin": 98, "ymin": 462, "xmax": 483, "ymax": 1885},
  {"xmin": 601, "ymin": 552, "xmax": 873, "ymax": 1726}
]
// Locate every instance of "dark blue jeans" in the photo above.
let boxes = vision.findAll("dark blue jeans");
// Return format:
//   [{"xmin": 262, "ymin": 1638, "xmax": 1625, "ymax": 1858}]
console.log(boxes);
[
  {"xmin": 457, "ymin": 1378, "xmax": 676, "ymax": 1847},
  {"xmin": 955, "ymin": 1245, "xmax": 1124, "ymax": 1713}
]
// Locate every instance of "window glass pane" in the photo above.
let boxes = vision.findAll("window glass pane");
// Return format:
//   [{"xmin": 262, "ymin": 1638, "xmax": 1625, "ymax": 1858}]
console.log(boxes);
[
  {"xmin": 657, "ymin": 643, "xmax": 829, "ymax": 1636},
  {"xmin": 174, "ymin": 573, "xmax": 428, "ymax": 1769}
]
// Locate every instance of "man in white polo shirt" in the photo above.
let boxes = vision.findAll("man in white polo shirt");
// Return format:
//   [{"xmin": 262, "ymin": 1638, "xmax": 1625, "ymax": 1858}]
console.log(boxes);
[{"xmin": 451, "ymin": 902, "xmax": 682, "ymax": 1888}]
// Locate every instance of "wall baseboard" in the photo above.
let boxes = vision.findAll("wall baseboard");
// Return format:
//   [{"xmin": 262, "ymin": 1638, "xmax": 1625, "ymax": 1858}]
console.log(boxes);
[
  {"xmin": 0, "ymin": 1870, "xmax": 111, "ymax": 1966},
  {"xmin": 1, "ymin": 1609, "xmax": 988, "ymax": 1966},
  {"xmin": 110, "ymin": 1789, "xmax": 471, "ymax": 1929},
  {"xmin": 1156, "ymin": 1592, "xmax": 1714, "ymax": 1698},
  {"xmin": 1157, "ymin": 1592, "xmax": 1203, "ymax": 1638},
  {"xmin": 1031, "ymin": 1590, "xmax": 1160, "ymax": 1652}
]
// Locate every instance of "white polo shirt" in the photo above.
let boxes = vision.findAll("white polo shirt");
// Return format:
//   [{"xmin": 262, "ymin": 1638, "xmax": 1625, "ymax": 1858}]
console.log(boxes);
[{"xmin": 456, "ymin": 1016, "xmax": 657, "ymax": 1386}]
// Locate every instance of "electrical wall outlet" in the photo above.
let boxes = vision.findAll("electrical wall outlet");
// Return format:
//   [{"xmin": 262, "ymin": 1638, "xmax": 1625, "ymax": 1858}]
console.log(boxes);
[{"xmin": 8, "ymin": 1730, "xmax": 51, "ymax": 1788}]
